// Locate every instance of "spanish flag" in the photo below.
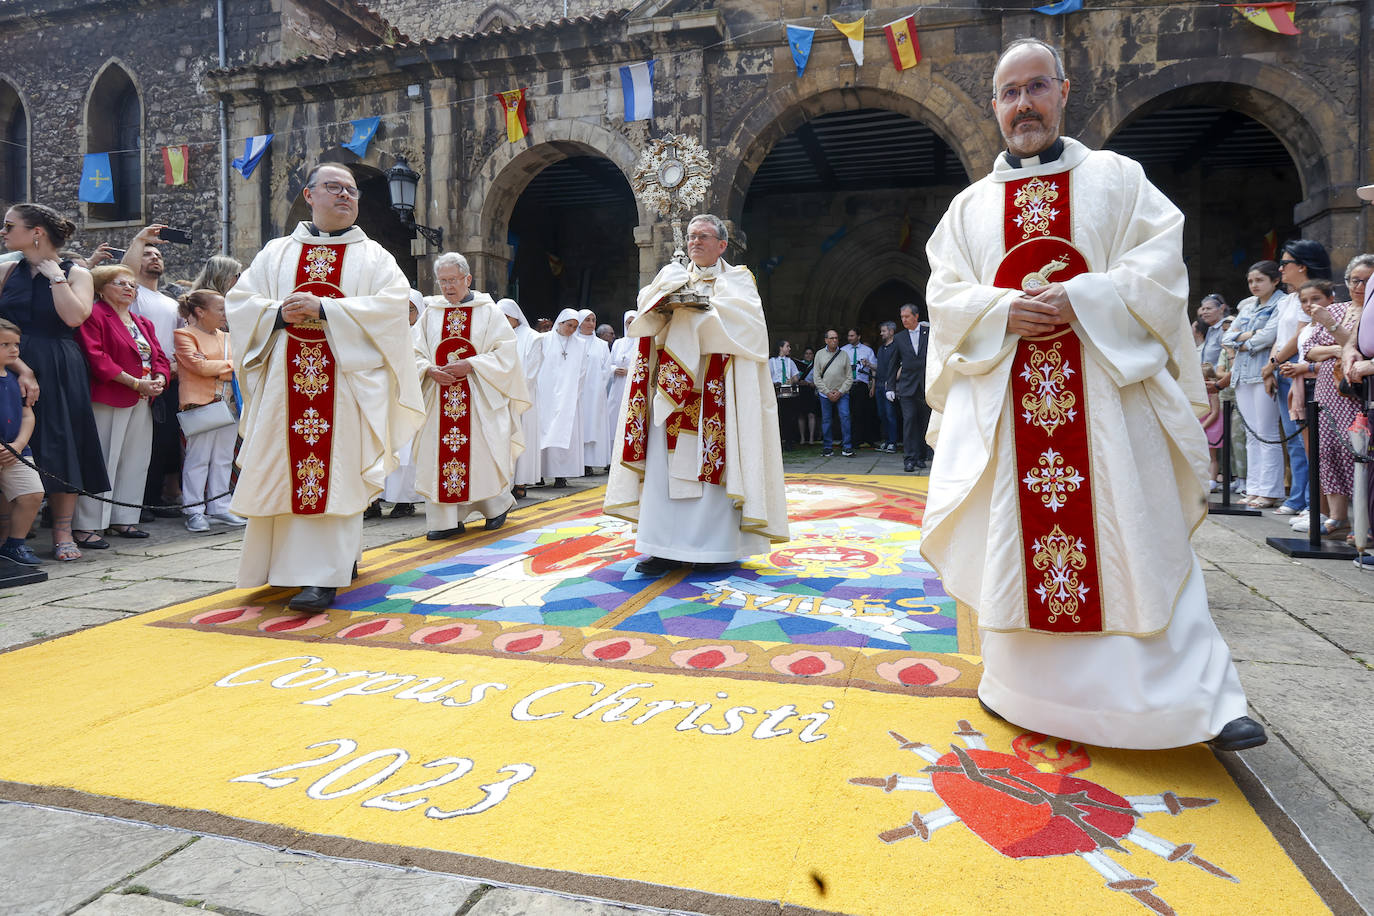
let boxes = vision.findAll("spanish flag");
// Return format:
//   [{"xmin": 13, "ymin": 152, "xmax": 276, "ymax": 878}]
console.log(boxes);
[
  {"xmin": 1224, "ymin": 3, "xmax": 1300, "ymax": 34},
  {"xmin": 495, "ymin": 88, "xmax": 529, "ymax": 143},
  {"xmin": 883, "ymin": 16, "xmax": 921, "ymax": 71},
  {"xmin": 161, "ymin": 145, "xmax": 190, "ymax": 186},
  {"xmin": 831, "ymin": 15, "xmax": 865, "ymax": 66}
]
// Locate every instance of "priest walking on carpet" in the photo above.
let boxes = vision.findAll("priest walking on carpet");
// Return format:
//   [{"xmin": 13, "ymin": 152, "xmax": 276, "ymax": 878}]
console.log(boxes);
[
  {"xmin": 605, "ymin": 213, "xmax": 789, "ymax": 575},
  {"xmin": 920, "ymin": 38, "xmax": 1264, "ymax": 752},
  {"xmin": 227, "ymin": 163, "xmax": 424, "ymax": 610},
  {"xmin": 412, "ymin": 252, "xmax": 529, "ymax": 541}
]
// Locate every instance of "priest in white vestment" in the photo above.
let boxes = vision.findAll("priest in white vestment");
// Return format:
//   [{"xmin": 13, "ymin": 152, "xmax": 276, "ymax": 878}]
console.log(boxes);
[
  {"xmin": 605, "ymin": 310, "xmax": 636, "ymax": 448},
  {"xmin": 921, "ymin": 39, "xmax": 1262, "ymax": 752},
  {"xmin": 412, "ymin": 252, "xmax": 529, "ymax": 541},
  {"xmin": 227, "ymin": 163, "xmax": 424, "ymax": 610},
  {"xmin": 500, "ymin": 297, "xmax": 543, "ymax": 498},
  {"xmin": 537, "ymin": 308, "xmax": 588, "ymax": 486},
  {"xmin": 578, "ymin": 309, "xmax": 612, "ymax": 472},
  {"xmin": 605, "ymin": 214, "xmax": 789, "ymax": 574}
]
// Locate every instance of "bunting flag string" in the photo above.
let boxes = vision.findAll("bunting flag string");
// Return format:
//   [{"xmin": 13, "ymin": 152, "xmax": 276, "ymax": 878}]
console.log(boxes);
[
  {"xmin": 786, "ymin": 25, "xmax": 815, "ymax": 77},
  {"xmin": 161, "ymin": 145, "xmax": 190, "ymax": 186},
  {"xmin": 79, "ymin": 153, "xmax": 115, "ymax": 204},
  {"xmin": 342, "ymin": 117, "xmax": 381, "ymax": 156},
  {"xmin": 495, "ymin": 89, "xmax": 529, "ymax": 142},
  {"xmin": 883, "ymin": 16, "xmax": 922, "ymax": 71},
  {"xmin": 619, "ymin": 60, "xmax": 655, "ymax": 122},
  {"xmin": 1223, "ymin": 2, "xmax": 1300, "ymax": 33},
  {"xmin": 830, "ymin": 15, "xmax": 866, "ymax": 65},
  {"xmin": 231, "ymin": 134, "xmax": 273, "ymax": 178}
]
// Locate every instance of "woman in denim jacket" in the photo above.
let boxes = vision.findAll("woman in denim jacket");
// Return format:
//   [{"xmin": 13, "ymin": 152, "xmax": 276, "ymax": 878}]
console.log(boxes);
[{"xmin": 1221, "ymin": 260, "xmax": 1286, "ymax": 506}]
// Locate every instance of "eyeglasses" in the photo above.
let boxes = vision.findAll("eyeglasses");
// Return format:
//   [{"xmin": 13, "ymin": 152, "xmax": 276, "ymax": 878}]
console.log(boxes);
[
  {"xmin": 687, "ymin": 233, "xmax": 718, "ymax": 242},
  {"xmin": 1346, "ymin": 275, "xmax": 1369, "ymax": 285},
  {"xmin": 312, "ymin": 181, "xmax": 361, "ymax": 200},
  {"xmin": 1279, "ymin": 259, "xmax": 1300, "ymax": 267},
  {"xmin": 995, "ymin": 76, "xmax": 1064, "ymax": 105},
  {"xmin": 107, "ymin": 280, "xmax": 138, "ymax": 290}
]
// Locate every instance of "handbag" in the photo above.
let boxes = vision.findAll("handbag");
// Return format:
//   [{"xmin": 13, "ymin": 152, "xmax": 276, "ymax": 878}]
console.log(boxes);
[{"xmin": 177, "ymin": 398, "xmax": 236, "ymax": 436}]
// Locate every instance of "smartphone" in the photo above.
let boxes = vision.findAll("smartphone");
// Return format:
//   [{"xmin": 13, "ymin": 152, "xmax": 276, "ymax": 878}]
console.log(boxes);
[
  {"xmin": 107, "ymin": 248, "xmax": 126, "ymax": 259},
  {"xmin": 158, "ymin": 227, "xmax": 193, "ymax": 245}
]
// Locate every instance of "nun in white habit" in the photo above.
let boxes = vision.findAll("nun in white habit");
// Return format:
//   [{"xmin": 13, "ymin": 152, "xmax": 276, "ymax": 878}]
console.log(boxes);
[
  {"xmin": 499, "ymin": 297, "xmax": 543, "ymax": 497},
  {"xmin": 578, "ymin": 308, "xmax": 612, "ymax": 471},
  {"xmin": 605, "ymin": 310, "xmax": 636, "ymax": 452},
  {"xmin": 376, "ymin": 290, "xmax": 425, "ymax": 516},
  {"xmin": 537, "ymin": 308, "xmax": 588, "ymax": 485}
]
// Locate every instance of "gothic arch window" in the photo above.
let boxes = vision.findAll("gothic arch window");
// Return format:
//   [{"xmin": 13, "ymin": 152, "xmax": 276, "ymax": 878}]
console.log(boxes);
[
  {"xmin": 0, "ymin": 81, "xmax": 26, "ymax": 207},
  {"xmin": 475, "ymin": 4, "xmax": 517, "ymax": 31},
  {"xmin": 86, "ymin": 64, "xmax": 142, "ymax": 222}
]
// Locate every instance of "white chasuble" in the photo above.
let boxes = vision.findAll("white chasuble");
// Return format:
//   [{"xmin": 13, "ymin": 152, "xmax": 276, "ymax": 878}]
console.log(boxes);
[
  {"xmin": 227, "ymin": 223, "xmax": 424, "ymax": 586},
  {"xmin": 921, "ymin": 139, "xmax": 1244, "ymax": 748},
  {"xmin": 412, "ymin": 291, "xmax": 528, "ymax": 519},
  {"xmin": 604, "ymin": 258, "xmax": 789, "ymax": 560}
]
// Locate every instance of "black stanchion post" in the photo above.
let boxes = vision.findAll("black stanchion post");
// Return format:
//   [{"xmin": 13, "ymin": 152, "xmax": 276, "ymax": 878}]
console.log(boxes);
[
  {"xmin": 1210, "ymin": 399, "xmax": 1260, "ymax": 517},
  {"xmin": 1268, "ymin": 376, "xmax": 1356, "ymax": 559}
]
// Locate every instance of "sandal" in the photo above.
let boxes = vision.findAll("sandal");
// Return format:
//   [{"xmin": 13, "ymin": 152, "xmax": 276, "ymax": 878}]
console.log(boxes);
[
  {"xmin": 72, "ymin": 530, "xmax": 110, "ymax": 549},
  {"xmin": 52, "ymin": 541, "xmax": 81, "ymax": 562},
  {"xmin": 107, "ymin": 525, "xmax": 150, "ymax": 539},
  {"xmin": 1321, "ymin": 518, "xmax": 1350, "ymax": 538}
]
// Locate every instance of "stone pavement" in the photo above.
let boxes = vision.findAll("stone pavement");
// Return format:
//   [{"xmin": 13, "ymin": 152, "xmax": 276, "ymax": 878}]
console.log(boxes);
[{"xmin": 2, "ymin": 447, "xmax": 1373, "ymax": 916}]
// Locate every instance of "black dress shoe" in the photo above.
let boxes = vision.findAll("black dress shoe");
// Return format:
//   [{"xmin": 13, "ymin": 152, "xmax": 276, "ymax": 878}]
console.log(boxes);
[
  {"xmin": 140, "ymin": 509, "xmax": 155, "ymax": 523},
  {"xmin": 553, "ymin": 477, "xmax": 568, "ymax": 488},
  {"xmin": 1208, "ymin": 716, "xmax": 1268, "ymax": 752},
  {"xmin": 363, "ymin": 499, "xmax": 383, "ymax": 520},
  {"xmin": 904, "ymin": 460, "xmax": 916, "ymax": 473},
  {"xmin": 483, "ymin": 510, "xmax": 509, "ymax": 531},
  {"xmin": 978, "ymin": 696, "xmax": 1005, "ymax": 722},
  {"xmin": 351, "ymin": 562, "xmax": 359, "ymax": 580},
  {"xmin": 153, "ymin": 506, "xmax": 182, "ymax": 519},
  {"xmin": 288, "ymin": 586, "xmax": 336, "ymax": 611},
  {"xmin": 388, "ymin": 502, "xmax": 415, "ymax": 518},
  {"xmin": 426, "ymin": 524, "xmax": 466, "ymax": 541},
  {"xmin": 634, "ymin": 555, "xmax": 681, "ymax": 575}
]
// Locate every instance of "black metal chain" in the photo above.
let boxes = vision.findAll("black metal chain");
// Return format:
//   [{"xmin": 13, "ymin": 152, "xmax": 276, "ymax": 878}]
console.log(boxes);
[
  {"xmin": 0, "ymin": 441, "xmax": 232, "ymax": 511},
  {"xmin": 1227, "ymin": 396, "xmax": 1308, "ymax": 445}
]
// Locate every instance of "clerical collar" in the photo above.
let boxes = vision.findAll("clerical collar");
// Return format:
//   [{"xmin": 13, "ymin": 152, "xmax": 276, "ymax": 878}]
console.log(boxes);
[
  {"xmin": 689, "ymin": 261, "xmax": 721, "ymax": 280},
  {"xmin": 307, "ymin": 222, "xmax": 355, "ymax": 238},
  {"xmin": 1004, "ymin": 137, "xmax": 1065, "ymax": 169}
]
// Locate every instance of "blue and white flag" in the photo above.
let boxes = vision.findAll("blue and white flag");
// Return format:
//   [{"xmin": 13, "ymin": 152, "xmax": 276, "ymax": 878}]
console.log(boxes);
[
  {"xmin": 1035, "ymin": 0, "xmax": 1083, "ymax": 14},
  {"xmin": 619, "ymin": 60, "xmax": 655, "ymax": 122},
  {"xmin": 79, "ymin": 153, "xmax": 115, "ymax": 204},
  {"xmin": 231, "ymin": 133, "xmax": 273, "ymax": 178},
  {"xmin": 787, "ymin": 25, "xmax": 815, "ymax": 78},
  {"xmin": 342, "ymin": 117, "xmax": 380, "ymax": 157}
]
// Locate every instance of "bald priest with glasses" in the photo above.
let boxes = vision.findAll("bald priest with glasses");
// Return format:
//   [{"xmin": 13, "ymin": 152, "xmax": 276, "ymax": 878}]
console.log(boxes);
[{"xmin": 227, "ymin": 163, "xmax": 424, "ymax": 611}]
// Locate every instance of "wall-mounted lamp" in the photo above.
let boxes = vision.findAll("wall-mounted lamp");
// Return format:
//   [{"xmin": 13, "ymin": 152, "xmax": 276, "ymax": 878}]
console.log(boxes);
[{"xmin": 386, "ymin": 156, "xmax": 443, "ymax": 249}]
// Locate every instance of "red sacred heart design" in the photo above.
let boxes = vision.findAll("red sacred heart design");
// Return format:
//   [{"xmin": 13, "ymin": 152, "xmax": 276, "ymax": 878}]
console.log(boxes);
[{"xmin": 929, "ymin": 748, "xmax": 1136, "ymax": 859}]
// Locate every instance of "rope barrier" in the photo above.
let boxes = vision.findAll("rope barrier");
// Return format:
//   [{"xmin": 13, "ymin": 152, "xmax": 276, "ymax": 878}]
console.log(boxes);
[{"xmin": 0, "ymin": 441, "xmax": 231, "ymax": 513}]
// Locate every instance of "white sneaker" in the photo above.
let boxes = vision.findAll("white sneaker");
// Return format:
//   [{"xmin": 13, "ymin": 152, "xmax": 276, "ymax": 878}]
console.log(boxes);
[
  {"xmin": 185, "ymin": 513, "xmax": 210, "ymax": 532},
  {"xmin": 1231, "ymin": 478, "xmax": 1247, "ymax": 493},
  {"xmin": 1208, "ymin": 480, "xmax": 1220, "ymax": 492},
  {"xmin": 209, "ymin": 511, "xmax": 247, "ymax": 527},
  {"xmin": 1291, "ymin": 514, "xmax": 1328, "ymax": 534}
]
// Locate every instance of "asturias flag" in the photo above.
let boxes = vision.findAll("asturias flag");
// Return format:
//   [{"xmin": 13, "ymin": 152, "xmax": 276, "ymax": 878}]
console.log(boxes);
[
  {"xmin": 883, "ymin": 16, "xmax": 921, "ymax": 71},
  {"xmin": 786, "ymin": 25, "xmax": 815, "ymax": 78},
  {"xmin": 831, "ymin": 15, "xmax": 865, "ymax": 66},
  {"xmin": 496, "ymin": 89, "xmax": 529, "ymax": 143},
  {"xmin": 79, "ymin": 153, "xmax": 115, "ymax": 203},
  {"xmin": 620, "ymin": 60, "xmax": 655, "ymax": 122},
  {"xmin": 1225, "ymin": 2, "xmax": 1300, "ymax": 34},
  {"xmin": 161, "ymin": 145, "xmax": 190, "ymax": 187},
  {"xmin": 231, "ymin": 134, "xmax": 273, "ymax": 178},
  {"xmin": 342, "ymin": 117, "xmax": 381, "ymax": 157}
]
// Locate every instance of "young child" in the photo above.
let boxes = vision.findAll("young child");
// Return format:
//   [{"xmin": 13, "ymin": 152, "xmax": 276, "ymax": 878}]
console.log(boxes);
[
  {"xmin": 1199, "ymin": 362, "xmax": 1224, "ymax": 491},
  {"xmin": 0, "ymin": 318, "xmax": 46, "ymax": 566}
]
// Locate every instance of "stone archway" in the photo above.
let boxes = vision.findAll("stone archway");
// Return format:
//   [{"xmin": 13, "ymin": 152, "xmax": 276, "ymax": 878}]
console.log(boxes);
[
  {"xmin": 798, "ymin": 216, "xmax": 931, "ymax": 340},
  {"xmin": 717, "ymin": 77, "xmax": 1001, "ymax": 230},
  {"xmin": 466, "ymin": 121, "xmax": 649, "ymax": 291}
]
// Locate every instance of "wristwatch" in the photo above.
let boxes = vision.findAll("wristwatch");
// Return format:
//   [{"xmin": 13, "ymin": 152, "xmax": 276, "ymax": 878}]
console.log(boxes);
[{"xmin": 49, "ymin": 275, "xmax": 68, "ymax": 285}]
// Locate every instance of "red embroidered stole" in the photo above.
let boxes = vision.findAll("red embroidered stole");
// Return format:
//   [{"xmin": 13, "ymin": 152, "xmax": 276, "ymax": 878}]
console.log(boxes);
[
  {"xmin": 285, "ymin": 244, "xmax": 344, "ymax": 515},
  {"xmin": 433, "ymin": 306, "xmax": 476, "ymax": 503},
  {"xmin": 620, "ymin": 333, "xmax": 729, "ymax": 485},
  {"xmin": 995, "ymin": 170, "xmax": 1104, "ymax": 633}
]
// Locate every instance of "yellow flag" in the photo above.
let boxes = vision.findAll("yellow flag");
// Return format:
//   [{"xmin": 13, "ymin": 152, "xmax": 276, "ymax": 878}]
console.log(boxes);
[{"xmin": 831, "ymin": 16, "xmax": 865, "ymax": 65}]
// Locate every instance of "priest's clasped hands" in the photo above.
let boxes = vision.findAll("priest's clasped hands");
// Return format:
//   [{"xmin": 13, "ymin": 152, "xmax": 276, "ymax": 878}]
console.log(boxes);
[
  {"xmin": 1006, "ymin": 282, "xmax": 1077, "ymax": 337},
  {"xmin": 428, "ymin": 359, "xmax": 472, "ymax": 385},
  {"xmin": 281, "ymin": 291, "xmax": 323, "ymax": 324}
]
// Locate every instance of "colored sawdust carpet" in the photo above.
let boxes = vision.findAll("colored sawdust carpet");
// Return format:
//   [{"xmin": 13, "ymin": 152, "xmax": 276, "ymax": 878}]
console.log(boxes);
[{"xmin": 0, "ymin": 476, "xmax": 1342, "ymax": 915}]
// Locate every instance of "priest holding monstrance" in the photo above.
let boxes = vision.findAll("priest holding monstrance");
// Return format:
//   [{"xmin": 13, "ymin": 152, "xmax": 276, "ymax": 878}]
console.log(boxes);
[
  {"xmin": 227, "ymin": 163, "xmax": 424, "ymax": 610},
  {"xmin": 919, "ymin": 38, "xmax": 1264, "ymax": 752},
  {"xmin": 605, "ymin": 214, "xmax": 789, "ymax": 574}
]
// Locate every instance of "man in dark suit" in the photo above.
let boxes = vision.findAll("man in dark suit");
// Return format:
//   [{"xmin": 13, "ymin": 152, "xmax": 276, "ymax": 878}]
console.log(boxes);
[{"xmin": 885, "ymin": 302, "xmax": 931, "ymax": 472}]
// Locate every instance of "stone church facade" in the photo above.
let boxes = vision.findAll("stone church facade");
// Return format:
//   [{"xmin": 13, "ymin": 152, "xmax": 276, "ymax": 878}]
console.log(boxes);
[{"xmin": 2, "ymin": 0, "xmax": 1368, "ymax": 341}]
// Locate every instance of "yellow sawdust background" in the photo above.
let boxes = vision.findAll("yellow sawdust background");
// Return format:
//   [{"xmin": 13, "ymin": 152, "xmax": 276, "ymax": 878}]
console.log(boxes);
[{"xmin": 0, "ymin": 588, "xmax": 1328, "ymax": 915}]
